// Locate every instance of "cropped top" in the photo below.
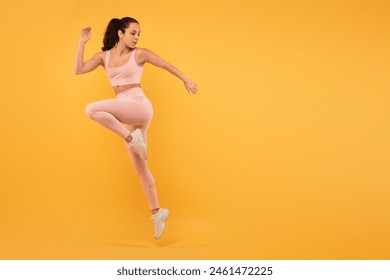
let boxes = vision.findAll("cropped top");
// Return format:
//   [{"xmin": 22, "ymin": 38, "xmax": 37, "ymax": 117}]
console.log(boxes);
[{"xmin": 104, "ymin": 49, "xmax": 144, "ymax": 86}]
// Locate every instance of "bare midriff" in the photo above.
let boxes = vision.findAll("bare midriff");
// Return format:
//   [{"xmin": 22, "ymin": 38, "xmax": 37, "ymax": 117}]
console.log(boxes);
[{"xmin": 113, "ymin": 83, "xmax": 141, "ymax": 95}]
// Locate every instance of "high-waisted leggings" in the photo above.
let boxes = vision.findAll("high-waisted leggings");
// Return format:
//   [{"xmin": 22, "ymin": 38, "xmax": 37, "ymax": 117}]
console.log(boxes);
[{"xmin": 85, "ymin": 87, "xmax": 159, "ymax": 210}]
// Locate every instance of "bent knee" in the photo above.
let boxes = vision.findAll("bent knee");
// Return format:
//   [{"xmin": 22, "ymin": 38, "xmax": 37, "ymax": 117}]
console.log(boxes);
[{"xmin": 85, "ymin": 104, "xmax": 97, "ymax": 119}]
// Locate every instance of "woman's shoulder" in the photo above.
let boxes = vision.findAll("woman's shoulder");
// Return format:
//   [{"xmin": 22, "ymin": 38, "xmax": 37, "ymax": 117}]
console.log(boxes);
[
  {"xmin": 134, "ymin": 48, "xmax": 150, "ymax": 64},
  {"xmin": 95, "ymin": 51, "xmax": 106, "ymax": 59},
  {"xmin": 92, "ymin": 51, "xmax": 106, "ymax": 65},
  {"xmin": 135, "ymin": 47, "xmax": 154, "ymax": 55},
  {"xmin": 134, "ymin": 47, "xmax": 144, "ymax": 55},
  {"xmin": 134, "ymin": 48, "xmax": 156, "ymax": 60}
]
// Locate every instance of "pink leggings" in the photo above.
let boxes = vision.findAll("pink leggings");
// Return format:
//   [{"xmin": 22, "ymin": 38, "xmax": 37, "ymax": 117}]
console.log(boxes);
[{"xmin": 85, "ymin": 87, "xmax": 159, "ymax": 210}]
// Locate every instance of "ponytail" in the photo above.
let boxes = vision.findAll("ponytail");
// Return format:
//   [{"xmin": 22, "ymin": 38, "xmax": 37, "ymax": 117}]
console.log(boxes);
[
  {"xmin": 101, "ymin": 17, "xmax": 139, "ymax": 51},
  {"xmin": 101, "ymin": 18, "xmax": 121, "ymax": 51}
]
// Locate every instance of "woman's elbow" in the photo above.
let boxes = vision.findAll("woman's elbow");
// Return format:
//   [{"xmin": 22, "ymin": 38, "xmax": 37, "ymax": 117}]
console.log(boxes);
[{"xmin": 74, "ymin": 68, "xmax": 84, "ymax": 75}]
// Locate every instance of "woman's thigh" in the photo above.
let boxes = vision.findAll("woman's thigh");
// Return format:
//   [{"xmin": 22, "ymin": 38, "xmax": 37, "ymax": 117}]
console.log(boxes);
[{"xmin": 87, "ymin": 98, "xmax": 153, "ymax": 125}]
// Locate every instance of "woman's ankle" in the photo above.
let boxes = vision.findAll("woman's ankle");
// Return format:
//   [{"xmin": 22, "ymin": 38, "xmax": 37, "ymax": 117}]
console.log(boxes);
[{"xmin": 125, "ymin": 132, "xmax": 133, "ymax": 143}]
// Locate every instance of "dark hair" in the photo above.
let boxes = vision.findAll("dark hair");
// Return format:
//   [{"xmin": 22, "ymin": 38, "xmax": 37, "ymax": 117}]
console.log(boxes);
[{"xmin": 101, "ymin": 17, "xmax": 139, "ymax": 51}]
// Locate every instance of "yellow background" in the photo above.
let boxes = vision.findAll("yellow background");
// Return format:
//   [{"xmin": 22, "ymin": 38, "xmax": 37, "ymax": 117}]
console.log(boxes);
[{"xmin": 0, "ymin": 0, "xmax": 389, "ymax": 259}]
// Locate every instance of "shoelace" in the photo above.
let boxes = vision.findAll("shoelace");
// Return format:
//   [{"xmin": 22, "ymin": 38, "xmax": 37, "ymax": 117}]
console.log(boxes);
[{"xmin": 151, "ymin": 212, "xmax": 162, "ymax": 224}]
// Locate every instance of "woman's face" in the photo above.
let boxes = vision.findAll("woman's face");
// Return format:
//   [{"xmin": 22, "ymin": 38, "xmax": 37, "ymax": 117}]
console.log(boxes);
[{"xmin": 119, "ymin": 22, "xmax": 141, "ymax": 49}]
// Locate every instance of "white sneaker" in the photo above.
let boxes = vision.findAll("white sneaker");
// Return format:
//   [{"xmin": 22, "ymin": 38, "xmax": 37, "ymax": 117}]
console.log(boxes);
[
  {"xmin": 151, "ymin": 208, "xmax": 169, "ymax": 239},
  {"xmin": 127, "ymin": 128, "xmax": 147, "ymax": 160}
]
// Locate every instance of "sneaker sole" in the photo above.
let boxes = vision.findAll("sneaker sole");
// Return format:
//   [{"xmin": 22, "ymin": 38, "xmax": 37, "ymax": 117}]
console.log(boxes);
[
  {"xmin": 155, "ymin": 210, "xmax": 169, "ymax": 239},
  {"xmin": 129, "ymin": 145, "xmax": 148, "ymax": 160}
]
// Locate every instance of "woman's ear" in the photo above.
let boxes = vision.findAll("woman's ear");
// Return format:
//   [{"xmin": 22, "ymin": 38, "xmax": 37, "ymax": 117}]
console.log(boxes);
[{"xmin": 118, "ymin": 30, "xmax": 124, "ymax": 39}]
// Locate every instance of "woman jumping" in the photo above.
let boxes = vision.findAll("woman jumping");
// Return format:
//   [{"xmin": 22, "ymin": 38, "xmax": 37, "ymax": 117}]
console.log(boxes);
[{"xmin": 74, "ymin": 17, "xmax": 198, "ymax": 239}]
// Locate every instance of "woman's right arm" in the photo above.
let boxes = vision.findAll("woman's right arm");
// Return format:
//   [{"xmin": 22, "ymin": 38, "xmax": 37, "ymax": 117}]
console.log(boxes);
[{"xmin": 74, "ymin": 27, "xmax": 104, "ymax": 75}]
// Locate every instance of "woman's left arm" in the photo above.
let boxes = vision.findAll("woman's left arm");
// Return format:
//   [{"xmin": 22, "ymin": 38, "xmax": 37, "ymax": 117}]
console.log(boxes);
[{"xmin": 138, "ymin": 48, "xmax": 198, "ymax": 94}]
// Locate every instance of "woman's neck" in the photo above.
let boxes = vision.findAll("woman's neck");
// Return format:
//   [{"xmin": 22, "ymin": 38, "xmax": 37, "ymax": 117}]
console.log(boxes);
[{"xmin": 111, "ymin": 42, "xmax": 130, "ymax": 57}]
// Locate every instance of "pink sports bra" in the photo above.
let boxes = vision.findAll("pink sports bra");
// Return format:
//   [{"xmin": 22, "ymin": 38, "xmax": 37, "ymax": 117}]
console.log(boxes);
[{"xmin": 104, "ymin": 49, "xmax": 144, "ymax": 86}]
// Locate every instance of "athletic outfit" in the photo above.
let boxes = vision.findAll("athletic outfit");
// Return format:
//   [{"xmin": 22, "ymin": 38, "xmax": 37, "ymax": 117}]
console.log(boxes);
[
  {"xmin": 85, "ymin": 48, "xmax": 169, "ymax": 239},
  {"xmin": 105, "ymin": 49, "xmax": 143, "ymax": 86}
]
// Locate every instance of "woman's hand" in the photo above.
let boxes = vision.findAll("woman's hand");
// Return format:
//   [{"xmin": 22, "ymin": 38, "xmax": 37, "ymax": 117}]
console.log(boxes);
[
  {"xmin": 184, "ymin": 78, "xmax": 198, "ymax": 94},
  {"xmin": 79, "ymin": 27, "xmax": 92, "ymax": 44}
]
